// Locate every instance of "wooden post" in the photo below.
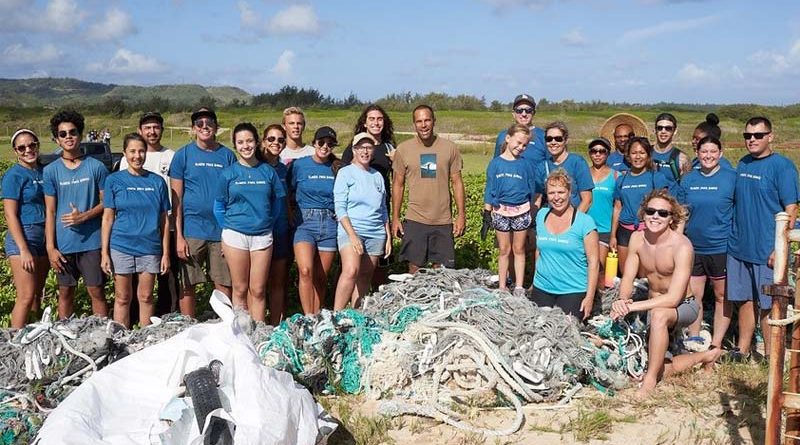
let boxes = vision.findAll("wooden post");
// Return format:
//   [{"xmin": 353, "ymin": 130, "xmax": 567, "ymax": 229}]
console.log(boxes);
[
  {"xmin": 788, "ymin": 224, "xmax": 800, "ymax": 443},
  {"xmin": 766, "ymin": 213, "xmax": 790, "ymax": 445}
]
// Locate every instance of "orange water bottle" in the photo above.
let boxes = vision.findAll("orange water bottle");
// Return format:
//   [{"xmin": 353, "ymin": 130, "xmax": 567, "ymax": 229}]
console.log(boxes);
[{"xmin": 604, "ymin": 250, "xmax": 618, "ymax": 288}]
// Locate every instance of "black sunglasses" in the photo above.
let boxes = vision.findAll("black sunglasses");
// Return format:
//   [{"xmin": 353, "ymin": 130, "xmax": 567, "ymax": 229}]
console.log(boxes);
[
  {"xmin": 514, "ymin": 107, "xmax": 534, "ymax": 115},
  {"xmin": 193, "ymin": 118, "xmax": 217, "ymax": 128},
  {"xmin": 644, "ymin": 207, "xmax": 673, "ymax": 218},
  {"xmin": 589, "ymin": 148, "xmax": 608, "ymax": 154},
  {"xmin": 57, "ymin": 128, "xmax": 79, "ymax": 138},
  {"xmin": 742, "ymin": 132, "xmax": 771, "ymax": 140},
  {"xmin": 545, "ymin": 136, "xmax": 565, "ymax": 143},
  {"xmin": 265, "ymin": 136, "xmax": 286, "ymax": 144},
  {"xmin": 15, "ymin": 142, "xmax": 39, "ymax": 152},
  {"xmin": 656, "ymin": 125, "xmax": 675, "ymax": 132}
]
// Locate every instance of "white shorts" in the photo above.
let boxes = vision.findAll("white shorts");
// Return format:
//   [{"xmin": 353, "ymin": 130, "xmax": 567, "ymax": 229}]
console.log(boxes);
[{"xmin": 221, "ymin": 229, "xmax": 273, "ymax": 252}]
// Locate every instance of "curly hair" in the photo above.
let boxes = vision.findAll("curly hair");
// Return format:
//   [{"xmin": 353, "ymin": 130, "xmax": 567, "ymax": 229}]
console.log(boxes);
[
  {"xmin": 637, "ymin": 188, "xmax": 688, "ymax": 230},
  {"xmin": 353, "ymin": 104, "xmax": 395, "ymax": 145},
  {"xmin": 545, "ymin": 168, "xmax": 572, "ymax": 193},
  {"xmin": 50, "ymin": 109, "xmax": 85, "ymax": 138}
]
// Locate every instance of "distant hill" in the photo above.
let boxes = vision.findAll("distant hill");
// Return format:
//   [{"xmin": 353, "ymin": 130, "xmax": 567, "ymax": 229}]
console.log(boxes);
[{"xmin": 0, "ymin": 77, "xmax": 251, "ymax": 108}]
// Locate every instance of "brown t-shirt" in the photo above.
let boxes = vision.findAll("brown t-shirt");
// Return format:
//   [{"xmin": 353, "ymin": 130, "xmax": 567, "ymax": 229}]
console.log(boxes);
[{"xmin": 393, "ymin": 135, "xmax": 462, "ymax": 225}]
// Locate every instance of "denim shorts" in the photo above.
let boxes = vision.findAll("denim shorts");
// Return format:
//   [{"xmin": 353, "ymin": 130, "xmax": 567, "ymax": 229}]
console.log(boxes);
[
  {"xmin": 337, "ymin": 231, "xmax": 386, "ymax": 257},
  {"xmin": 4, "ymin": 223, "xmax": 46, "ymax": 257},
  {"xmin": 110, "ymin": 248, "xmax": 161, "ymax": 274},
  {"xmin": 293, "ymin": 208, "xmax": 338, "ymax": 252}
]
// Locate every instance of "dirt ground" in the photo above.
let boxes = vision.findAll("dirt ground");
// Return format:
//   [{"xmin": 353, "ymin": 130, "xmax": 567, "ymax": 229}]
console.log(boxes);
[{"xmin": 323, "ymin": 361, "xmax": 767, "ymax": 445}]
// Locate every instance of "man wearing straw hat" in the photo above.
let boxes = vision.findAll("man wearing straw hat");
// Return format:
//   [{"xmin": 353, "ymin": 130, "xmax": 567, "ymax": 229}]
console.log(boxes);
[{"xmin": 599, "ymin": 113, "xmax": 649, "ymax": 172}]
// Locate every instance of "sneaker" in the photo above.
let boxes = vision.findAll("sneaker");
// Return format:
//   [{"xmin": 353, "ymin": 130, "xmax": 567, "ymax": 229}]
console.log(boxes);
[{"xmin": 723, "ymin": 348, "xmax": 750, "ymax": 364}]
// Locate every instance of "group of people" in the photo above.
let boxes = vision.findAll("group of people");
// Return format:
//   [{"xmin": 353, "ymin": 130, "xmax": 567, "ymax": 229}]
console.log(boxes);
[
  {"xmin": 3, "ymin": 96, "xmax": 798, "ymax": 397},
  {"xmin": 482, "ymin": 94, "xmax": 798, "ymax": 396}
]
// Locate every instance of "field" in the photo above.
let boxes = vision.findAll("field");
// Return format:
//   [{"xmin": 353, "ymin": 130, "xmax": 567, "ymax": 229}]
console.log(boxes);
[{"xmin": 0, "ymin": 107, "xmax": 796, "ymax": 444}]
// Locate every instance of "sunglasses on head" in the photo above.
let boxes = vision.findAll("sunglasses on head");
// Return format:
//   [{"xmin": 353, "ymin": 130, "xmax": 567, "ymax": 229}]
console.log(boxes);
[
  {"xmin": 57, "ymin": 128, "xmax": 79, "ymax": 138},
  {"xmin": 742, "ymin": 131, "xmax": 771, "ymax": 140},
  {"xmin": 193, "ymin": 118, "xmax": 216, "ymax": 128},
  {"xmin": 265, "ymin": 136, "xmax": 286, "ymax": 144},
  {"xmin": 545, "ymin": 136, "xmax": 565, "ymax": 143},
  {"xmin": 656, "ymin": 125, "xmax": 675, "ymax": 132},
  {"xmin": 589, "ymin": 148, "xmax": 608, "ymax": 154},
  {"xmin": 514, "ymin": 107, "xmax": 534, "ymax": 115},
  {"xmin": 15, "ymin": 142, "xmax": 39, "ymax": 152},
  {"xmin": 644, "ymin": 207, "xmax": 673, "ymax": 218}
]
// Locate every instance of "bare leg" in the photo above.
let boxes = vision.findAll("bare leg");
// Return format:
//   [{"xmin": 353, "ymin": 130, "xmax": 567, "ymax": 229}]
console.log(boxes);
[
  {"xmin": 664, "ymin": 348, "xmax": 721, "ymax": 377},
  {"xmin": 314, "ymin": 251, "xmax": 336, "ymax": 313},
  {"xmin": 86, "ymin": 286, "xmax": 107, "ymax": 317},
  {"xmin": 9, "ymin": 256, "xmax": 41, "ymax": 328},
  {"xmin": 223, "ymin": 242, "xmax": 251, "ymax": 310},
  {"xmin": 268, "ymin": 257, "xmax": 288, "ymax": 325},
  {"xmin": 136, "ymin": 272, "xmax": 156, "ymax": 326},
  {"xmin": 246, "ymin": 248, "xmax": 271, "ymax": 322},
  {"xmin": 113, "ymin": 274, "xmax": 133, "ymax": 328},
  {"xmin": 57, "ymin": 286, "xmax": 75, "ymax": 319},
  {"xmin": 736, "ymin": 300, "xmax": 757, "ymax": 354},
  {"xmin": 496, "ymin": 231, "xmax": 511, "ymax": 290},
  {"xmin": 408, "ymin": 262, "xmax": 421, "ymax": 274},
  {"xmin": 618, "ymin": 245, "xmax": 629, "ymax": 274},
  {"xmin": 760, "ymin": 309, "xmax": 771, "ymax": 357},
  {"xmin": 688, "ymin": 276, "xmax": 707, "ymax": 337},
  {"xmin": 511, "ymin": 230, "xmax": 527, "ymax": 289},
  {"xmin": 352, "ymin": 255, "xmax": 379, "ymax": 307},
  {"xmin": 179, "ymin": 286, "xmax": 196, "ymax": 318},
  {"xmin": 334, "ymin": 246, "xmax": 360, "ymax": 311},
  {"xmin": 294, "ymin": 242, "xmax": 318, "ymax": 315},
  {"xmin": 638, "ymin": 307, "xmax": 678, "ymax": 399},
  {"xmin": 710, "ymin": 278, "xmax": 731, "ymax": 348}
]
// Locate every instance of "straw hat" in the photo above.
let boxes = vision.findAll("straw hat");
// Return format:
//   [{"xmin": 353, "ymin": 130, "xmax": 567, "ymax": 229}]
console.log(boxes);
[{"xmin": 599, "ymin": 113, "xmax": 649, "ymax": 148}]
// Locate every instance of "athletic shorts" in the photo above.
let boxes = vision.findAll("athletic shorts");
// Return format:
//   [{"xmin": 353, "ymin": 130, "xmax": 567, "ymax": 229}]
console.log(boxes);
[
  {"xmin": 692, "ymin": 253, "xmax": 727, "ymax": 280},
  {"xmin": 597, "ymin": 232, "xmax": 611, "ymax": 247},
  {"xmin": 726, "ymin": 255, "xmax": 773, "ymax": 309},
  {"xmin": 615, "ymin": 224, "xmax": 643, "ymax": 248},
  {"xmin": 4, "ymin": 223, "xmax": 46, "ymax": 257},
  {"xmin": 399, "ymin": 220, "xmax": 455, "ymax": 268},
  {"xmin": 272, "ymin": 229, "xmax": 292, "ymax": 260},
  {"xmin": 293, "ymin": 208, "xmax": 338, "ymax": 252},
  {"xmin": 674, "ymin": 297, "xmax": 700, "ymax": 329},
  {"xmin": 55, "ymin": 249, "xmax": 105, "ymax": 287},
  {"xmin": 338, "ymin": 232, "xmax": 386, "ymax": 257},
  {"xmin": 490, "ymin": 211, "xmax": 532, "ymax": 232},
  {"xmin": 529, "ymin": 286, "xmax": 585, "ymax": 320},
  {"xmin": 221, "ymin": 228, "xmax": 273, "ymax": 251},
  {"xmin": 110, "ymin": 248, "xmax": 161, "ymax": 274},
  {"xmin": 180, "ymin": 238, "xmax": 231, "ymax": 287}
]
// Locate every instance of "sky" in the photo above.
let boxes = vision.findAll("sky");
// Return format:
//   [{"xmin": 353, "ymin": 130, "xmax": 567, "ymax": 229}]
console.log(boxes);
[{"xmin": 0, "ymin": 0, "xmax": 799, "ymax": 105}]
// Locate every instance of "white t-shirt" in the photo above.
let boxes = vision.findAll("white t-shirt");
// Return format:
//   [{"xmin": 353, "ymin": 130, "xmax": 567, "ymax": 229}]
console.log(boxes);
[{"xmin": 279, "ymin": 144, "xmax": 314, "ymax": 165}]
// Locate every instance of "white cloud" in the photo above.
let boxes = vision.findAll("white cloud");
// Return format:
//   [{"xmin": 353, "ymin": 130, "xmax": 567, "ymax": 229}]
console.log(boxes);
[
  {"xmin": 560, "ymin": 28, "xmax": 587, "ymax": 47},
  {"xmin": 268, "ymin": 5, "xmax": 319, "ymax": 34},
  {"xmin": 38, "ymin": 0, "xmax": 86, "ymax": 33},
  {"xmin": 271, "ymin": 50, "xmax": 295, "ymax": 76},
  {"xmin": 619, "ymin": 15, "xmax": 717, "ymax": 44},
  {"xmin": 237, "ymin": 1, "xmax": 260, "ymax": 29},
  {"xmin": 1, "ymin": 43, "xmax": 61, "ymax": 65},
  {"xmin": 677, "ymin": 63, "xmax": 713, "ymax": 83},
  {"xmin": 85, "ymin": 8, "xmax": 136, "ymax": 41},
  {"xmin": 89, "ymin": 49, "xmax": 165, "ymax": 74}
]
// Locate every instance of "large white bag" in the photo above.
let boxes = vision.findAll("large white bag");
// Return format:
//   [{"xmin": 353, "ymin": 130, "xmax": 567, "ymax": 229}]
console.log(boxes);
[{"xmin": 35, "ymin": 292, "xmax": 335, "ymax": 445}]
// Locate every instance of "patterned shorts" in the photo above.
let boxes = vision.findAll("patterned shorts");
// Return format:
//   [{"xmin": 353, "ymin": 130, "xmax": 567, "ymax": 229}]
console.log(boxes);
[{"xmin": 491, "ymin": 211, "xmax": 532, "ymax": 232}]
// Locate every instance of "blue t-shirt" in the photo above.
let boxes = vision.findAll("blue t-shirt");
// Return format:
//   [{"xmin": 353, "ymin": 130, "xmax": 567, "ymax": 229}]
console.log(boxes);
[
  {"xmin": 103, "ymin": 170, "xmax": 171, "ymax": 256},
  {"xmin": 651, "ymin": 146, "xmax": 684, "ymax": 183},
  {"xmin": 729, "ymin": 153, "xmax": 800, "ymax": 264},
  {"xmin": 613, "ymin": 169, "xmax": 671, "ymax": 226},
  {"xmin": 270, "ymin": 161, "xmax": 290, "ymax": 234},
  {"xmin": 42, "ymin": 157, "xmax": 107, "ymax": 254},
  {"xmin": 216, "ymin": 162, "xmax": 286, "ymax": 236},
  {"xmin": 333, "ymin": 165, "xmax": 387, "ymax": 239},
  {"xmin": 691, "ymin": 156, "xmax": 734, "ymax": 171},
  {"xmin": 483, "ymin": 156, "xmax": 536, "ymax": 207},
  {"xmin": 169, "ymin": 142, "xmax": 236, "ymax": 241},
  {"xmin": 493, "ymin": 127, "xmax": 547, "ymax": 166},
  {"xmin": 607, "ymin": 151, "xmax": 629, "ymax": 172},
  {"xmin": 288, "ymin": 156, "xmax": 335, "ymax": 211},
  {"xmin": 535, "ymin": 153, "xmax": 594, "ymax": 207},
  {"xmin": 1, "ymin": 163, "xmax": 45, "ymax": 225},
  {"xmin": 681, "ymin": 167, "xmax": 736, "ymax": 255},
  {"xmin": 587, "ymin": 170, "xmax": 616, "ymax": 233},
  {"xmin": 534, "ymin": 209, "xmax": 597, "ymax": 294}
]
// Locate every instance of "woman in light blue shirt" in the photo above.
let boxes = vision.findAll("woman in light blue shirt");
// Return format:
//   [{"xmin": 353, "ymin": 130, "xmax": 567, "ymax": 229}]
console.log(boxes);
[{"xmin": 333, "ymin": 133, "xmax": 391, "ymax": 310}]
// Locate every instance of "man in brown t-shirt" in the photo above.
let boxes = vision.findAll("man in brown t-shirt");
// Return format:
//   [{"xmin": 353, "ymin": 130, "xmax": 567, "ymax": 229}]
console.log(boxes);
[{"xmin": 392, "ymin": 105, "xmax": 466, "ymax": 272}]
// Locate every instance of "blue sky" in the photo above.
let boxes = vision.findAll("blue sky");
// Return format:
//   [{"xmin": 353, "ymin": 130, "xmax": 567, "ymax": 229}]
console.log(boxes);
[{"xmin": 1, "ymin": 0, "xmax": 799, "ymax": 105}]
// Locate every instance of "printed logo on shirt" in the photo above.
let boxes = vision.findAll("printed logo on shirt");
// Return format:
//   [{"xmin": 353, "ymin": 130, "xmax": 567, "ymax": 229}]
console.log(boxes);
[
  {"xmin": 307, "ymin": 174, "xmax": 335, "ymax": 180},
  {"xmin": 496, "ymin": 173, "xmax": 523, "ymax": 179},
  {"xmin": 193, "ymin": 162, "xmax": 224, "ymax": 168},
  {"xmin": 58, "ymin": 177, "xmax": 91, "ymax": 186},
  {"xmin": 740, "ymin": 173, "xmax": 762, "ymax": 180},
  {"xmin": 420, "ymin": 154, "xmax": 437, "ymax": 179},
  {"xmin": 537, "ymin": 235, "xmax": 570, "ymax": 244},
  {"xmin": 621, "ymin": 183, "xmax": 648, "ymax": 190},
  {"xmin": 688, "ymin": 186, "xmax": 719, "ymax": 191},
  {"xmin": 234, "ymin": 180, "xmax": 267, "ymax": 185},
  {"xmin": 125, "ymin": 186, "xmax": 156, "ymax": 192}
]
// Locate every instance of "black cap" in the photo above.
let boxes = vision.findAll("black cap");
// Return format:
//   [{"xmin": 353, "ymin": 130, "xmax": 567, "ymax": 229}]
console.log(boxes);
[
  {"xmin": 588, "ymin": 137, "xmax": 612, "ymax": 151},
  {"xmin": 191, "ymin": 108, "xmax": 217, "ymax": 124},
  {"xmin": 513, "ymin": 94, "xmax": 536, "ymax": 109},
  {"xmin": 139, "ymin": 111, "xmax": 163, "ymax": 127},
  {"xmin": 313, "ymin": 126, "xmax": 337, "ymax": 143}
]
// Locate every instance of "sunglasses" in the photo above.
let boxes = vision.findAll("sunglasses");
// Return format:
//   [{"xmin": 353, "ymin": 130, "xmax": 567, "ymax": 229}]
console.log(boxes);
[
  {"xmin": 742, "ymin": 132, "xmax": 771, "ymax": 140},
  {"xmin": 317, "ymin": 140, "xmax": 337, "ymax": 148},
  {"xmin": 265, "ymin": 136, "xmax": 286, "ymax": 144},
  {"xmin": 545, "ymin": 136, "xmax": 565, "ymax": 143},
  {"xmin": 353, "ymin": 145, "xmax": 375, "ymax": 151},
  {"xmin": 589, "ymin": 148, "xmax": 608, "ymax": 154},
  {"xmin": 514, "ymin": 107, "xmax": 534, "ymax": 115},
  {"xmin": 644, "ymin": 207, "xmax": 673, "ymax": 218},
  {"xmin": 15, "ymin": 142, "xmax": 39, "ymax": 152},
  {"xmin": 614, "ymin": 133, "xmax": 635, "ymax": 139},
  {"xmin": 193, "ymin": 118, "xmax": 217, "ymax": 128},
  {"xmin": 57, "ymin": 128, "xmax": 79, "ymax": 138},
  {"xmin": 656, "ymin": 125, "xmax": 675, "ymax": 132}
]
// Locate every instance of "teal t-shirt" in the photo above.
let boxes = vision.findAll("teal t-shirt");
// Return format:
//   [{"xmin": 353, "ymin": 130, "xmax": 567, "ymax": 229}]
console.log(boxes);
[
  {"xmin": 534, "ymin": 209, "xmax": 597, "ymax": 294},
  {"xmin": 587, "ymin": 170, "xmax": 616, "ymax": 233}
]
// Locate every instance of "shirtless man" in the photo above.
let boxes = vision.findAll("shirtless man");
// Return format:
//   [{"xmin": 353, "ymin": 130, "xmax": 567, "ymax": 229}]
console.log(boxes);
[{"xmin": 611, "ymin": 189, "xmax": 718, "ymax": 398}]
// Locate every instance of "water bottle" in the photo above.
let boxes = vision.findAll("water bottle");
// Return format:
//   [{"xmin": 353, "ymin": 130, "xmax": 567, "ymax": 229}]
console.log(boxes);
[{"xmin": 604, "ymin": 250, "xmax": 619, "ymax": 288}]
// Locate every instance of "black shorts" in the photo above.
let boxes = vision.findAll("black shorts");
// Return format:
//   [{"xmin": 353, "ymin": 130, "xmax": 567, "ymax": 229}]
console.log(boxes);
[
  {"xmin": 529, "ymin": 286, "xmax": 584, "ymax": 320},
  {"xmin": 399, "ymin": 220, "xmax": 455, "ymax": 268},
  {"xmin": 615, "ymin": 225, "xmax": 639, "ymax": 247},
  {"xmin": 692, "ymin": 253, "xmax": 727, "ymax": 279},
  {"xmin": 598, "ymin": 232, "xmax": 611, "ymax": 247},
  {"xmin": 56, "ymin": 249, "xmax": 105, "ymax": 287}
]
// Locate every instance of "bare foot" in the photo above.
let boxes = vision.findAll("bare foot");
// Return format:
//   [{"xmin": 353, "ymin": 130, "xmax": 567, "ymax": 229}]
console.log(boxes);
[
  {"xmin": 702, "ymin": 347, "xmax": 723, "ymax": 372},
  {"xmin": 635, "ymin": 376, "xmax": 658, "ymax": 400}
]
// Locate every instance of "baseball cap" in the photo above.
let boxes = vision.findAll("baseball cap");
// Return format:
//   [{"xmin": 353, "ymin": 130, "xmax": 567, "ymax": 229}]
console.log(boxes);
[
  {"xmin": 139, "ymin": 111, "xmax": 164, "ymax": 127},
  {"xmin": 352, "ymin": 132, "xmax": 377, "ymax": 146},
  {"xmin": 314, "ymin": 126, "xmax": 337, "ymax": 143},
  {"xmin": 513, "ymin": 94, "xmax": 536, "ymax": 109},
  {"xmin": 191, "ymin": 108, "xmax": 217, "ymax": 124},
  {"xmin": 588, "ymin": 137, "xmax": 612, "ymax": 151}
]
